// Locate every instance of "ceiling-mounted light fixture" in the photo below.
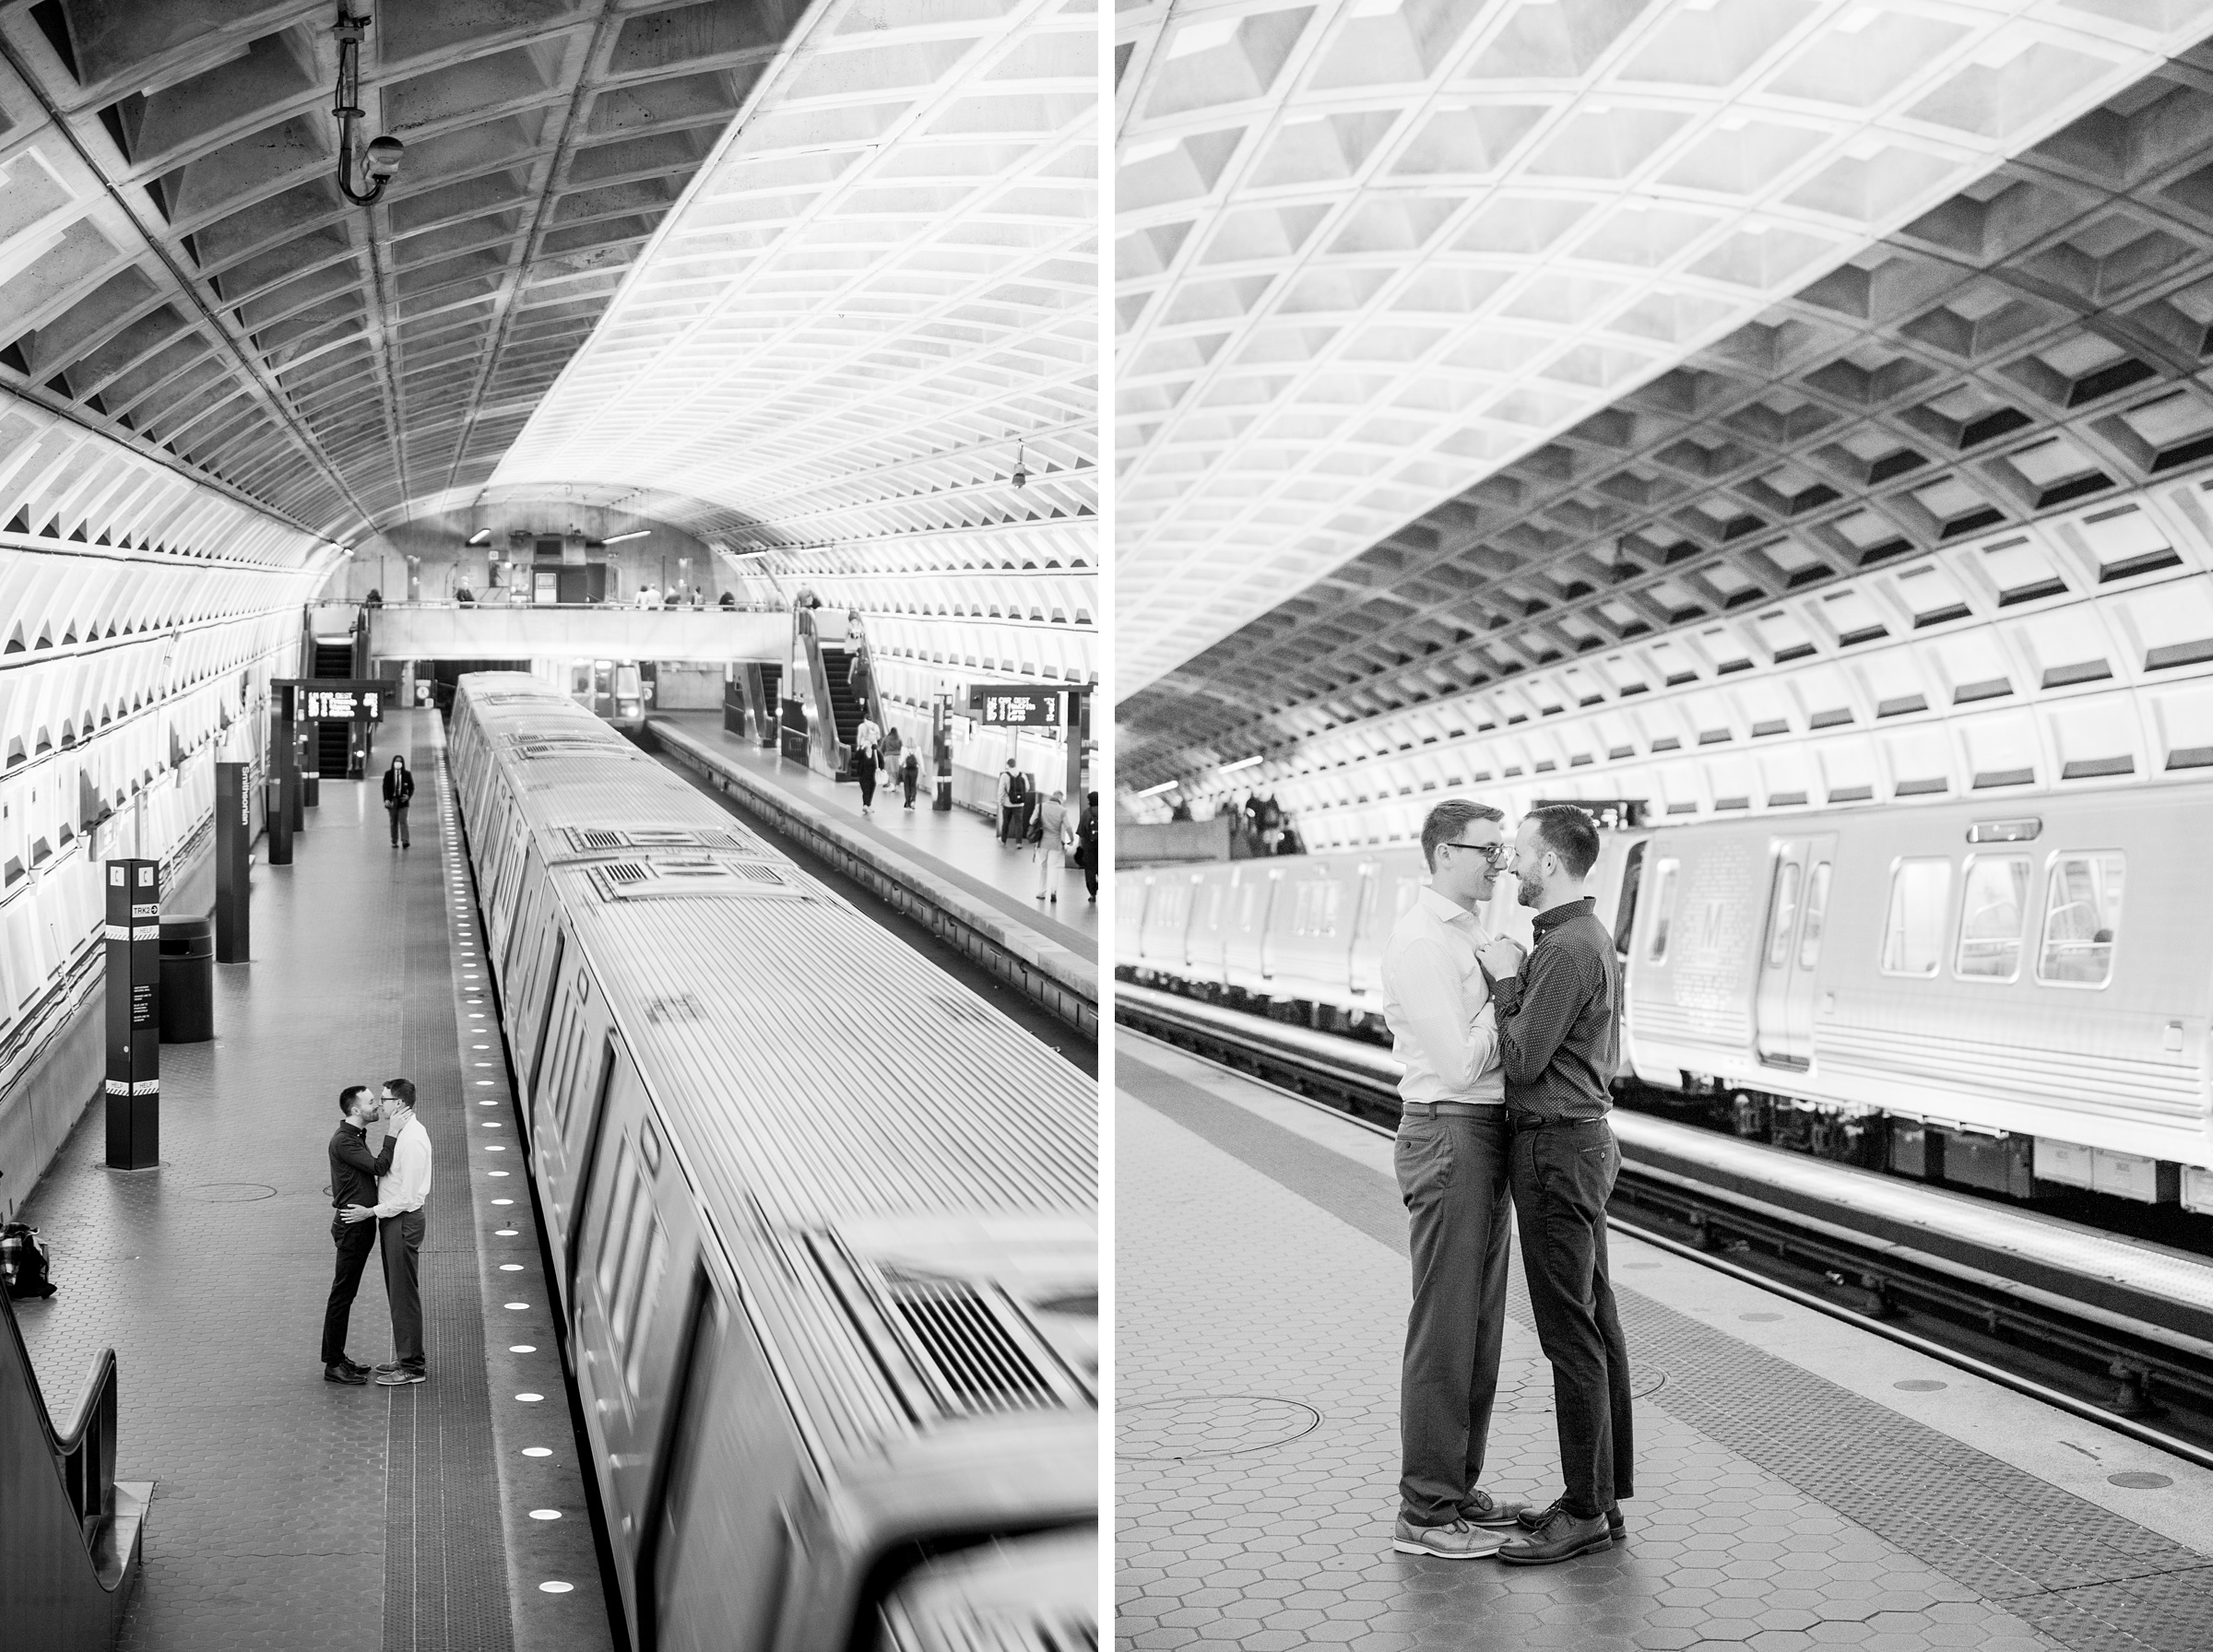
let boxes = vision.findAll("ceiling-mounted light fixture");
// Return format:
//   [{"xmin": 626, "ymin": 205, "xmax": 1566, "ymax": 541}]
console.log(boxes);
[
  {"xmin": 1219, "ymin": 754, "xmax": 1263, "ymax": 773},
  {"xmin": 1010, "ymin": 438, "xmax": 1029, "ymax": 490},
  {"xmin": 1136, "ymin": 779, "xmax": 1179, "ymax": 797},
  {"xmin": 331, "ymin": 7, "xmax": 404, "ymax": 205},
  {"xmin": 601, "ymin": 528, "xmax": 651, "ymax": 544},
  {"xmin": 466, "ymin": 529, "xmax": 491, "ymax": 545}
]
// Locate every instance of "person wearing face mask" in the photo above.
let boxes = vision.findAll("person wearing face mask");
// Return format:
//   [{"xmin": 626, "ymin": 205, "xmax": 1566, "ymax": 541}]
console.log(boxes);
[
  {"xmin": 1478, "ymin": 805, "xmax": 1634, "ymax": 1566},
  {"xmin": 382, "ymin": 754, "xmax": 415, "ymax": 848}
]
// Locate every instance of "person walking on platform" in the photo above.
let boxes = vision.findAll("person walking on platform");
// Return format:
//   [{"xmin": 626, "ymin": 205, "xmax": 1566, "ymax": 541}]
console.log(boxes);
[
  {"xmin": 900, "ymin": 748, "xmax": 920, "ymax": 809},
  {"xmin": 1076, "ymin": 790, "xmax": 1098, "ymax": 903},
  {"xmin": 322, "ymin": 1085, "xmax": 392, "ymax": 1385},
  {"xmin": 340, "ymin": 1077, "xmax": 432, "ymax": 1386},
  {"xmin": 1385, "ymin": 799, "xmax": 1525, "ymax": 1561},
  {"xmin": 1482, "ymin": 805, "xmax": 1634, "ymax": 1565},
  {"xmin": 1034, "ymin": 789, "xmax": 1071, "ymax": 903},
  {"xmin": 382, "ymin": 754, "xmax": 414, "ymax": 848},
  {"xmin": 853, "ymin": 717, "xmax": 882, "ymax": 816}
]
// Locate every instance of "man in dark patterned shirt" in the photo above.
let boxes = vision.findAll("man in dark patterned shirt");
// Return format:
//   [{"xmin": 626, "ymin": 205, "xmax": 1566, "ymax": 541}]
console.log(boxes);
[
  {"xmin": 1475, "ymin": 805, "xmax": 1634, "ymax": 1564},
  {"xmin": 322, "ymin": 1085, "xmax": 393, "ymax": 1384}
]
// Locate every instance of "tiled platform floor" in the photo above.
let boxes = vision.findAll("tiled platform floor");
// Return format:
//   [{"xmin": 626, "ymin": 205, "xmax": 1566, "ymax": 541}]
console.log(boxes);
[
  {"xmin": 13, "ymin": 710, "xmax": 613, "ymax": 1652},
  {"xmin": 651, "ymin": 710, "xmax": 1096, "ymax": 949},
  {"xmin": 1116, "ymin": 1032, "xmax": 2213, "ymax": 1652}
]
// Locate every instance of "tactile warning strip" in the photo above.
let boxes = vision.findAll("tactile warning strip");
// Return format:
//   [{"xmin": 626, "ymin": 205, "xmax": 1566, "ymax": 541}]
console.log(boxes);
[{"xmin": 1631, "ymin": 1300, "xmax": 2213, "ymax": 1652}]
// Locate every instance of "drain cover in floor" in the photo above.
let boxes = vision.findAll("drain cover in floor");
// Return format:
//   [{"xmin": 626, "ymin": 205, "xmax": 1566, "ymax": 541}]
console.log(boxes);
[
  {"xmin": 1630, "ymin": 1363, "xmax": 1666, "ymax": 1398},
  {"xmin": 193, "ymin": 1183, "xmax": 276, "ymax": 1202},
  {"xmin": 1117, "ymin": 1396, "xmax": 1321, "ymax": 1460}
]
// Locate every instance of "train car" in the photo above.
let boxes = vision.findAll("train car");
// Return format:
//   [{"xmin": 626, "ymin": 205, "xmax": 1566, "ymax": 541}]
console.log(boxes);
[
  {"xmin": 447, "ymin": 674, "xmax": 1097, "ymax": 1652},
  {"xmin": 1625, "ymin": 782, "xmax": 2213, "ymax": 1206},
  {"xmin": 1123, "ymin": 824, "xmax": 1648, "ymax": 1042}
]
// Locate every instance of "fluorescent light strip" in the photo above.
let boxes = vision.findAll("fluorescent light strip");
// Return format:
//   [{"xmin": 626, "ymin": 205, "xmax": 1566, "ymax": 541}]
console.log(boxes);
[
  {"xmin": 1136, "ymin": 779, "xmax": 1179, "ymax": 797},
  {"xmin": 1218, "ymin": 754, "xmax": 1263, "ymax": 773},
  {"xmin": 600, "ymin": 529, "xmax": 651, "ymax": 544}
]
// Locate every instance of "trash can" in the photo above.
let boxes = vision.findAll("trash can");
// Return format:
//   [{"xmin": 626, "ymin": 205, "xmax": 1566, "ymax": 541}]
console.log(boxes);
[
  {"xmin": 158, "ymin": 917, "xmax": 214, "ymax": 1044},
  {"xmin": 302, "ymin": 773, "xmax": 320, "ymax": 807}
]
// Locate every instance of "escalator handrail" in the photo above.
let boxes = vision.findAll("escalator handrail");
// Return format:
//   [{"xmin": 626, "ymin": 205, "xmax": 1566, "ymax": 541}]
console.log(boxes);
[{"xmin": 1, "ymin": 1282, "xmax": 120, "ymax": 1526}]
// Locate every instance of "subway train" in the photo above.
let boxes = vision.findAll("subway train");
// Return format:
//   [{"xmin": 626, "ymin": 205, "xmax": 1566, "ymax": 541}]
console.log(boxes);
[
  {"xmin": 448, "ymin": 674, "xmax": 1097, "ymax": 1652},
  {"xmin": 1118, "ymin": 782, "xmax": 2213, "ymax": 1214}
]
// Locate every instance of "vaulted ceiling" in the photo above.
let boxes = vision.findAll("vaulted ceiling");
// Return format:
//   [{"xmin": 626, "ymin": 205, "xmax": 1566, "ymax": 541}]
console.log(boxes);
[{"xmin": 1114, "ymin": 0, "xmax": 2213, "ymax": 763}]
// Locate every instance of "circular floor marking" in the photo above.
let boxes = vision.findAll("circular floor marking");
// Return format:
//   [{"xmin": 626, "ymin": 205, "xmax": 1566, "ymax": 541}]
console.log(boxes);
[
  {"xmin": 193, "ymin": 1183, "xmax": 276, "ymax": 1202},
  {"xmin": 538, "ymin": 1582, "xmax": 573, "ymax": 1594},
  {"xmin": 504, "ymin": 1301, "xmax": 529, "ymax": 1309},
  {"xmin": 1116, "ymin": 1396, "xmax": 1320, "ymax": 1460},
  {"xmin": 516, "ymin": 1392, "xmax": 544, "ymax": 1402},
  {"xmin": 487, "ymin": 1170, "xmax": 510, "ymax": 1177},
  {"xmin": 522, "ymin": 1446, "xmax": 551, "ymax": 1457},
  {"xmin": 2110, "ymin": 1471, "xmax": 2173, "ymax": 1489},
  {"xmin": 1739, "ymin": 1312, "xmax": 1783, "ymax": 1323},
  {"xmin": 1619, "ymin": 1261, "xmax": 1661, "ymax": 1269},
  {"xmin": 529, "ymin": 1509, "xmax": 562, "ymax": 1521},
  {"xmin": 496, "ymin": 1229, "xmax": 519, "ymax": 1236},
  {"xmin": 511, "ymin": 1346, "xmax": 537, "ymax": 1354},
  {"xmin": 491, "ymin": 1198, "xmax": 514, "ymax": 1205},
  {"xmin": 1630, "ymin": 1364, "xmax": 1667, "ymax": 1398},
  {"xmin": 500, "ymin": 1263, "xmax": 524, "ymax": 1271},
  {"xmin": 1893, "ymin": 1379, "xmax": 1947, "ymax": 1392}
]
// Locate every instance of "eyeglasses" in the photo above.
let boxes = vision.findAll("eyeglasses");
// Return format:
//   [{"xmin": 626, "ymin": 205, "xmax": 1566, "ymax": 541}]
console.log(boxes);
[{"xmin": 1441, "ymin": 840, "xmax": 1510, "ymax": 866}]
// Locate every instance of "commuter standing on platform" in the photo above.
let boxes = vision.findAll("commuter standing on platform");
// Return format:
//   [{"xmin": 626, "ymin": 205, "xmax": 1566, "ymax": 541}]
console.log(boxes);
[
  {"xmin": 339, "ymin": 1077, "xmax": 432, "ymax": 1386},
  {"xmin": 1076, "ymin": 790, "xmax": 1098, "ymax": 903},
  {"xmin": 382, "ymin": 754, "xmax": 414, "ymax": 848},
  {"xmin": 1385, "ymin": 799, "xmax": 1527, "ymax": 1561},
  {"xmin": 321, "ymin": 1085, "xmax": 391, "ymax": 1386},
  {"xmin": 997, "ymin": 758, "xmax": 1020, "ymax": 843},
  {"xmin": 900, "ymin": 748, "xmax": 920, "ymax": 809},
  {"xmin": 1481, "ymin": 804, "xmax": 1634, "ymax": 1565},
  {"xmin": 1034, "ymin": 789, "xmax": 1070, "ymax": 903}
]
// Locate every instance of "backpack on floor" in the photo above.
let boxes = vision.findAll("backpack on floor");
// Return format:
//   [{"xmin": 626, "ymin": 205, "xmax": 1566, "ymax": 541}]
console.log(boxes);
[{"xmin": 2, "ymin": 1222, "xmax": 55, "ymax": 1299}]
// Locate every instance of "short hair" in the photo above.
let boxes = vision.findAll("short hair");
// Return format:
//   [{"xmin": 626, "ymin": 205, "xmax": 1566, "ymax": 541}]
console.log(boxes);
[
  {"xmin": 1524, "ymin": 804, "xmax": 1601, "ymax": 880},
  {"xmin": 383, "ymin": 1077, "xmax": 417, "ymax": 1111},
  {"xmin": 1418, "ymin": 799, "xmax": 1505, "ymax": 872},
  {"xmin": 338, "ymin": 1084, "xmax": 370, "ymax": 1116}
]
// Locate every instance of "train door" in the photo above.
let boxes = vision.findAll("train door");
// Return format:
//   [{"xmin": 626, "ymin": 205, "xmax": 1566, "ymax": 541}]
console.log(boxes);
[
  {"xmin": 1255, "ymin": 866, "xmax": 1288, "ymax": 981},
  {"xmin": 1348, "ymin": 863, "xmax": 1385, "ymax": 996},
  {"xmin": 579, "ymin": 1106, "xmax": 704, "ymax": 1650},
  {"xmin": 1754, "ymin": 834, "xmax": 1835, "ymax": 1069}
]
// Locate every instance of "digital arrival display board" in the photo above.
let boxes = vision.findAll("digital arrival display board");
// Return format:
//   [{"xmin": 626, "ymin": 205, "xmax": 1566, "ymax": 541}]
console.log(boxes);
[
  {"xmin": 969, "ymin": 684, "xmax": 1085, "ymax": 727},
  {"xmin": 276, "ymin": 679, "xmax": 387, "ymax": 722}
]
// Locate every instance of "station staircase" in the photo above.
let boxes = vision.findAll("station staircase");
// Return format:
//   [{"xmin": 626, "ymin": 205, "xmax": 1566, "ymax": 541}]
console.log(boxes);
[{"xmin": 0, "ymin": 1287, "xmax": 149, "ymax": 1646}]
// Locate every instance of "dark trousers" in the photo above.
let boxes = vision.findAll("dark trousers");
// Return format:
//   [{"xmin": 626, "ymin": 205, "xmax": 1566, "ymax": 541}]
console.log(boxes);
[
  {"xmin": 1083, "ymin": 858, "xmax": 1096, "ymax": 898},
  {"xmin": 857, "ymin": 767, "xmax": 876, "ymax": 807},
  {"xmin": 999, "ymin": 805, "xmax": 1015, "ymax": 841},
  {"xmin": 902, "ymin": 773, "xmax": 917, "ymax": 807},
  {"xmin": 320, "ymin": 1218, "xmax": 377, "ymax": 1364},
  {"xmin": 379, "ymin": 1209, "xmax": 427, "ymax": 1371},
  {"xmin": 388, "ymin": 802, "xmax": 410, "ymax": 845},
  {"xmin": 1396, "ymin": 1110, "xmax": 1513, "ymax": 1525},
  {"xmin": 1509, "ymin": 1117, "xmax": 1634, "ymax": 1516}
]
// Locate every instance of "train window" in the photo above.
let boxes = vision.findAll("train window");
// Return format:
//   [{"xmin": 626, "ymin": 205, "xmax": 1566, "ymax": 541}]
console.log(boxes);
[
  {"xmin": 609, "ymin": 1180, "xmax": 660, "ymax": 1349},
  {"xmin": 1645, "ymin": 861, "xmax": 1679, "ymax": 963},
  {"xmin": 1614, "ymin": 843, "xmax": 1646, "ymax": 958},
  {"xmin": 1879, "ymin": 859, "xmax": 1952, "ymax": 976},
  {"xmin": 1797, "ymin": 863, "xmax": 1831, "ymax": 971},
  {"xmin": 1764, "ymin": 861, "xmax": 1803, "ymax": 968},
  {"xmin": 596, "ymin": 1139, "xmax": 639, "ymax": 1298},
  {"xmin": 1955, "ymin": 856, "xmax": 2030, "ymax": 981},
  {"xmin": 2037, "ymin": 854, "xmax": 2124, "ymax": 986},
  {"xmin": 621, "ymin": 1225, "xmax": 671, "ymax": 1397}
]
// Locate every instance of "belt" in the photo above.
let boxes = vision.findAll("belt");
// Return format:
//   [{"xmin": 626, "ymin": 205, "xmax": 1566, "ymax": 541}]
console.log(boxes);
[
  {"xmin": 1400, "ymin": 1101, "xmax": 1503, "ymax": 1120},
  {"xmin": 1507, "ymin": 1111, "xmax": 1610, "ymax": 1130}
]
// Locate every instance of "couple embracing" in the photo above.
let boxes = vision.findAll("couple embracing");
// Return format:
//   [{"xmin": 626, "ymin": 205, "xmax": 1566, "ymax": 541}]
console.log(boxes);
[
  {"xmin": 320, "ymin": 1078, "xmax": 433, "ymax": 1386},
  {"xmin": 1385, "ymin": 801, "xmax": 1635, "ymax": 1565}
]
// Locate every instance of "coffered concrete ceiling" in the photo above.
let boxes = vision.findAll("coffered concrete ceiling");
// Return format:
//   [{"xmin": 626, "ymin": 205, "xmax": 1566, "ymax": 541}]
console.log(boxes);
[{"xmin": 1114, "ymin": 0, "xmax": 2213, "ymax": 713}]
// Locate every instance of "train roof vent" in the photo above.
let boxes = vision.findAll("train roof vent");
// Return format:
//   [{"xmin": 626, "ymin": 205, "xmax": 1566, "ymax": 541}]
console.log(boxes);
[
  {"xmin": 586, "ymin": 859, "xmax": 805, "ymax": 902},
  {"xmin": 558, "ymin": 825, "xmax": 773, "ymax": 856},
  {"xmin": 881, "ymin": 1271, "xmax": 1065, "ymax": 1418}
]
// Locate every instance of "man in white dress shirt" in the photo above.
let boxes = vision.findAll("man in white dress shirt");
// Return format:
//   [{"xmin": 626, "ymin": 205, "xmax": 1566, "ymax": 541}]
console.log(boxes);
[
  {"xmin": 339, "ymin": 1076, "xmax": 432, "ymax": 1385},
  {"xmin": 1384, "ymin": 799, "xmax": 1530, "ymax": 1560}
]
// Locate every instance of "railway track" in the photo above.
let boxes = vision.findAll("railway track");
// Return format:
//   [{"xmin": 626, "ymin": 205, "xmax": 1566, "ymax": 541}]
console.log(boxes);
[{"xmin": 1118, "ymin": 980, "xmax": 2213, "ymax": 1471}]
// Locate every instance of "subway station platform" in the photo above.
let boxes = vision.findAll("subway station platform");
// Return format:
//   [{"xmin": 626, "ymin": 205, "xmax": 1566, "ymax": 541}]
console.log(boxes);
[
  {"xmin": 11, "ymin": 710, "xmax": 612, "ymax": 1652},
  {"xmin": 647, "ymin": 713, "xmax": 1097, "ymax": 1036},
  {"xmin": 1116, "ymin": 1030, "xmax": 2213, "ymax": 1652}
]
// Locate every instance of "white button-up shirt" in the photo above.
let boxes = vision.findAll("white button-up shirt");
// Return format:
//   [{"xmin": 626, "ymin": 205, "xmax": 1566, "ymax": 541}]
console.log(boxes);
[
  {"xmin": 371, "ymin": 1108, "xmax": 433, "ymax": 1218},
  {"xmin": 1380, "ymin": 885, "xmax": 1504, "ymax": 1107}
]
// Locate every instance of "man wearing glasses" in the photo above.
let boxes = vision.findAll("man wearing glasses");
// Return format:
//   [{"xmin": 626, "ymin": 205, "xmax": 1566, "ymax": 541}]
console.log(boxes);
[{"xmin": 1384, "ymin": 799, "xmax": 1529, "ymax": 1559}]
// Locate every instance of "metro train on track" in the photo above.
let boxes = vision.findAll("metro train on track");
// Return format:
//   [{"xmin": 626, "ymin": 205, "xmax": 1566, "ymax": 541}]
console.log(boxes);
[
  {"xmin": 449, "ymin": 674, "xmax": 1097, "ymax": 1652},
  {"xmin": 1119, "ymin": 782, "xmax": 2213, "ymax": 1215}
]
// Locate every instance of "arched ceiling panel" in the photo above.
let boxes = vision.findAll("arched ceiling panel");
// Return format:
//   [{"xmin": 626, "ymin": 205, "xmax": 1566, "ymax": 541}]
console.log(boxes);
[{"xmin": 1113, "ymin": 0, "xmax": 2213, "ymax": 701}]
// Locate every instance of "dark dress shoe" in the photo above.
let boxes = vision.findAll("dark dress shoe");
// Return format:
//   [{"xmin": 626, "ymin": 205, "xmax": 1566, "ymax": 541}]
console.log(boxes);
[
  {"xmin": 1498, "ymin": 1507, "xmax": 1614, "ymax": 1566},
  {"xmin": 1516, "ymin": 1496, "xmax": 1624, "ymax": 1539},
  {"xmin": 325, "ymin": 1363, "xmax": 368, "ymax": 1385}
]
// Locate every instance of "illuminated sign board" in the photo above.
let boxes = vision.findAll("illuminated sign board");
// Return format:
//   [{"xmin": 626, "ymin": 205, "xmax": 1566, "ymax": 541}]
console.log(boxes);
[
  {"xmin": 277, "ymin": 680, "xmax": 386, "ymax": 722},
  {"xmin": 970, "ymin": 688, "xmax": 1063, "ymax": 727}
]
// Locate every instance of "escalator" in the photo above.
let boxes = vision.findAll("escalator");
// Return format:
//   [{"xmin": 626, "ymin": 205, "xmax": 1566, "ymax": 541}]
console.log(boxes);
[
  {"xmin": 0, "ymin": 1287, "xmax": 148, "ymax": 1645},
  {"xmin": 311, "ymin": 641, "xmax": 354, "ymax": 777},
  {"xmin": 817, "ymin": 645, "xmax": 866, "ymax": 759}
]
